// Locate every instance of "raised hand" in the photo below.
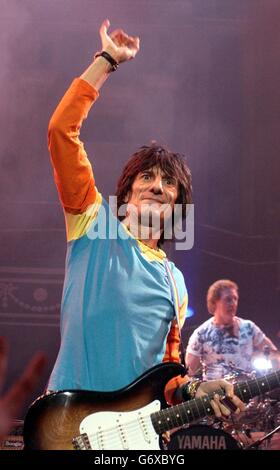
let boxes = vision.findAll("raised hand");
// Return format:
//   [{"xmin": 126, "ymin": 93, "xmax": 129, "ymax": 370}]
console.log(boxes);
[
  {"xmin": 99, "ymin": 19, "xmax": 140, "ymax": 63},
  {"xmin": 0, "ymin": 337, "xmax": 46, "ymax": 439}
]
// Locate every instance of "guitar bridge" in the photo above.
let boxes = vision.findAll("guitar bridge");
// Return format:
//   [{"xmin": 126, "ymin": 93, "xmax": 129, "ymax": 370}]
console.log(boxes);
[{"xmin": 72, "ymin": 433, "xmax": 91, "ymax": 450}]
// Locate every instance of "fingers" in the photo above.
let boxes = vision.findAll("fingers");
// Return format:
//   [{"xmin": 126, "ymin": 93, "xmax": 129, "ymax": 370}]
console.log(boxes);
[
  {"xmin": 134, "ymin": 37, "xmax": 140, "ymax": 50},
  {"xmin": 212, "ymin": 394, "xmax": 245, "ymax": 418},
  {"xmin": 210, "ymin": 397, "xmax": 222, "ymax": 418},
  {"xmin": 110, "ymin": 29, "xmax": 126, "ymax": 44},
  {"xmin": 124, "ymin": 35, "xmax": 140, "ymax": 54},
  {"xmin": 219, "ymin": 379, "xmax": 234, "ymax": 397},
  {"xmin": 99, "ymin": 18, "xmax": 110, "ymax": 42},
  {"xmin": 220, "ymin": 379, "xmax": 246, "ymax": 412},
  {"xmin": 128, "ymin": 36, "xmax": 140, "ymax": 58},
  {"xmin": 228, "ymin": 394, "xmax": 246, "ymax": 412},
  {"xmin": 197, "ymin": 379, "xmax": 246, "ymax": 418},
  {"xmin": 110, "ymin": 30, "xmax": 140, "ymax": 56},
  {"xmin": 162, "ymin": 431, "xmax": 171, "ymax": 443},
  {"xmin": 211, "ymin": 394, "xmax": 231, "ymax": 418},
  {"xmin": 2, "ymin": 352, "xmax": 47, "ymax": 417}
]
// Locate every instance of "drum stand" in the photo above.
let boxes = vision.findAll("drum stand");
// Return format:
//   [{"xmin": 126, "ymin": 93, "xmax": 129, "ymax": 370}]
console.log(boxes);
[{"xmin": 244, "ymin": 424, "xmax": 280, "ymax": 450}]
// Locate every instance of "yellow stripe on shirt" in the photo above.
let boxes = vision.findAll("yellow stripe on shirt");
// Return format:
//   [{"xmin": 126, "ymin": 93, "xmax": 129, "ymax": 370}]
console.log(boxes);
[{"xmin": 65, "ymin": 190, "xmax": 102, "ymax": 241}]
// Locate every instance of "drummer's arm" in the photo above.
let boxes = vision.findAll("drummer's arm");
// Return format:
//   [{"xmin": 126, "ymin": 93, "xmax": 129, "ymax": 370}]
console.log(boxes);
[
  {"xmin": 255, "ymin": 337, "xmax": 280, "ymax": 369},
  {"xmin": 256, "ymin": 336, "xmax": 278, "ymax": 353},
  {"xmin": 185, "ymin": 352, "xmax": 202, "ymax": 377}
]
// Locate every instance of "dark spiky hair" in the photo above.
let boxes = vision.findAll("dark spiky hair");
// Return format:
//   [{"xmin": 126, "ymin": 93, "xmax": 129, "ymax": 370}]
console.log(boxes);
[{"xmin": 115, "ymin": 143, "xmax": 192, "ymax": 245}]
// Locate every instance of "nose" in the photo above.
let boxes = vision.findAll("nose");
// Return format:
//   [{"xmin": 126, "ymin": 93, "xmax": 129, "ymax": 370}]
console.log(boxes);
[{"xmin": 151, "ymin": 176, "xmax": 164, "ymax": 194}]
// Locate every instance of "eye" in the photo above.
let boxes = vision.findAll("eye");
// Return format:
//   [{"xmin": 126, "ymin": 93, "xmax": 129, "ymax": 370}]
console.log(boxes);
[
  {"xmin": 141, "ymin": 173, "xmax": 151, "ymax": 181},
  {"xmin": 163, "ymin": 177, "xmax": 176, "ymax": 186}
]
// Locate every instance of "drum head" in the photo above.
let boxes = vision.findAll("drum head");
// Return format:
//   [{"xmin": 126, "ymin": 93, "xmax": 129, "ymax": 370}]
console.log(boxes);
[{"xmin": 163, "ymin": 425, "xmax": 241, "ymax": 450}]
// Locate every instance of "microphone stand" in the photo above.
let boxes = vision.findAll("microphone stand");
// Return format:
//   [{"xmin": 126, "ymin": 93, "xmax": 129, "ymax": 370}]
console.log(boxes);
[
  {"xmin": 263, "ymin": 345, "xmax": 271, "ymax": 375},
  {"xmin": 244, "ymin": 425, "xmax": 280, "ymax": 450}
]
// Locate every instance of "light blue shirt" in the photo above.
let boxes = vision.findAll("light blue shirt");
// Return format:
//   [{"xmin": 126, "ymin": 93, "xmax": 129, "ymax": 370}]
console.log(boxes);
[{"xmin": 48, "ymin": 198, "xmax": 187, "ymax": 391}]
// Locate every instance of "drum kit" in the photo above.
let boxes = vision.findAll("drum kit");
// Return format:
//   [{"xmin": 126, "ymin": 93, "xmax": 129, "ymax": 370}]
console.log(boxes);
[
  {"xmin": 164, "ymin": 352, "xmax": 280, "ymax": 451},
  {"xmin": 221, "ymin": 368, "xmax": 280, "ymax": 450}
]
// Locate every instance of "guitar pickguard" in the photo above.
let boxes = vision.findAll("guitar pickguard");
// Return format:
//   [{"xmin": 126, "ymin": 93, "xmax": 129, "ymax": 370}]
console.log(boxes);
[{"xmin": 78, "ymin": 400, "xmax": 161, "ymax": 450}]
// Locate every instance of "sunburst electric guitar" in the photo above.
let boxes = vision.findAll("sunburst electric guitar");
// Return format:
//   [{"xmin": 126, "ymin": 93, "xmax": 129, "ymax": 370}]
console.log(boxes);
[{"xmin": 23, "ymin": 362, "xmax": 280, "ymax": 450}]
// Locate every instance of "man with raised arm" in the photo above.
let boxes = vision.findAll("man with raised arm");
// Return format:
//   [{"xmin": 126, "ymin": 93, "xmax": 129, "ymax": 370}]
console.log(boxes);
[{"xmin": 47, "ymin": 19, "xmax": 245, "ymax": 422}]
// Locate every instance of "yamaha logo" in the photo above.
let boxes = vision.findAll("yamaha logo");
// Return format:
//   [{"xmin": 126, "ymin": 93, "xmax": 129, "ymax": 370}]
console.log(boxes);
[{"xmin": 175, "ymin": 434, "xmax": 227, "ymax": 450}]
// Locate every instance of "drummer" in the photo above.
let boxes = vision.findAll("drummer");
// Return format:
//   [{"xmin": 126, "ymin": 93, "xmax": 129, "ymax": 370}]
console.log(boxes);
[{"xmin": 185, "ymin": 279, "xmax": 279, "ymax": 380}]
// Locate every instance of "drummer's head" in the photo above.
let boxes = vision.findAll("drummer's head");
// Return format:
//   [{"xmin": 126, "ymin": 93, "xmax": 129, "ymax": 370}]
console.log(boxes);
[{"xmin": 207, "ymin": 279, "xmax": 239, "ymax": 324}]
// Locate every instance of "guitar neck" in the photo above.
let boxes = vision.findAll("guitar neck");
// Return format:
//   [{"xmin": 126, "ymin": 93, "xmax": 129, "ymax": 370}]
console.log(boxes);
[
  {"xmin": 233, "ymin": 369, "xmax": 280, "ymax": 402},
  {"xmin": 151, "ymin": 369, "xmax": 280, "ymax": 435}
]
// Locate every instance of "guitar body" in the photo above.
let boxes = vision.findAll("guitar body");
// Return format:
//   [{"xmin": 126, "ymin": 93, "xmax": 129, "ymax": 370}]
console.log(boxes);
[
  {"xmin": 24, "ymin": 361, "xmax": 280, "ymax": 450},
  {"xmin": 23, "ymin": 362, "xmax": 185, "ymax": 450}
]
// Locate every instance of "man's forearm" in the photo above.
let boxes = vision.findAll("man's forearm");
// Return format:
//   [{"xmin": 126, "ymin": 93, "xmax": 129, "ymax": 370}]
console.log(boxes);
[{"xmin": 80, "ymin": 54, "xmax": 113, "ymax": 91}]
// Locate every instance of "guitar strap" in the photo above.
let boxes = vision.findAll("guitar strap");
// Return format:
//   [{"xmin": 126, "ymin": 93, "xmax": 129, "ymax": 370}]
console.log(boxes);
[{"xmin": 164, "ymin": 259, "xmax": 186, "ymax": 369}]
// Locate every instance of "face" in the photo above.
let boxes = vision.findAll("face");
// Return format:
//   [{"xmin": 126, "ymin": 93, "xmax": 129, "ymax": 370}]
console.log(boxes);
[
  {"xmin": 124, "ymin": 166, "xmax": 178, "ymax": 237},
  {"xmin": 213, "ymin": 288, "xmax": 239, "ymax": 325}
]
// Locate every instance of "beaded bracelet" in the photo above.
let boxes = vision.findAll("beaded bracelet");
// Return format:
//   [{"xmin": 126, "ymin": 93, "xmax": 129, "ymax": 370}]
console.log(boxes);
[{"xmin": 182, "ymin": 378, "xmax": 202, "ymax": 401}]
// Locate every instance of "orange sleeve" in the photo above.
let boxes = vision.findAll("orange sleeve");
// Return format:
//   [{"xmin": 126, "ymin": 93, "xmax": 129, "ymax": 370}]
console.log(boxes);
[
  {"xmin": 163, "ymin": 319, "xmax": 189, "ymax": 405},
  {"xmin": 48, "ymin": 78, "xmax": 99, "ymax": 214}
]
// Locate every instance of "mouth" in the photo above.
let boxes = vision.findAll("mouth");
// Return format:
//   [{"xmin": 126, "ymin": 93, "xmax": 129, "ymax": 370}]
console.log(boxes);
[{"xmin": 140, "ymin": 198, "xmax": 166, "ymax": 204}]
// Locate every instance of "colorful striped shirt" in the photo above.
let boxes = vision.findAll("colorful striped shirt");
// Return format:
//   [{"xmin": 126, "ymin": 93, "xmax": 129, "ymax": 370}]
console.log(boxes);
[{"xmin": 47, "ymin": 78, "xmax": 188, "ymax": 402}]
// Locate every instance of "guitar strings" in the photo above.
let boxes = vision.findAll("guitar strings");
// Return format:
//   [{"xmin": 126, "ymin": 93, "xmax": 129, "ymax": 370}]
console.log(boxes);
[
  {"xmin": 83, "ymin": 399, "xmax": 205, "ymax": 449},
  {"xmin": 80, "ymin": 392, "xmax": 232, "ymax": 448},
  {"xmin": 85, "ymin": 415, "xmax": 154, "ymax": 449},
  {"xmin": 79, "ymin": 372, "xmax": 280, "ymax": 449}
]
